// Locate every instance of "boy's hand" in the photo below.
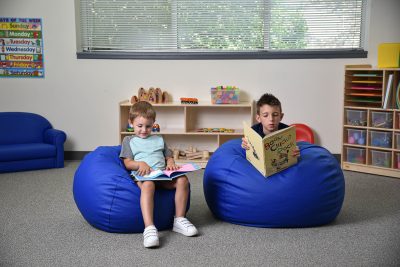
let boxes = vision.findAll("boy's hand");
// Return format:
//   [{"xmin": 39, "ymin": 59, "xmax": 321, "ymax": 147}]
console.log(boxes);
[
  {"xmin": 166, "ymin": 158, "xmax": 179, "ymax": 171},
  {"xmin": 137, "ymin": 161, "xmax": 151, "ymax": 176},
  {"xmin": 293, "ymin": 146, "xmax": 300, "ymax": 158},
  {"xmin": 241, "ymin": 137, "xmax": 250, "ymax": 150}
]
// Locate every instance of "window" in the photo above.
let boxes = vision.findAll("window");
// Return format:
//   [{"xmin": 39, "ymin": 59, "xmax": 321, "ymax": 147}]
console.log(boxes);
[{"xmin": 77, "ymin": 0, "xmax": 368, "ymax": 59}]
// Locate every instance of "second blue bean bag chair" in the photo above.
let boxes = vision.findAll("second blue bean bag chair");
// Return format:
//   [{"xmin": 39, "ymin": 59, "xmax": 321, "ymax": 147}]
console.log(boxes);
[
  {"xmin": 73, "ymin": 146, "xmax": 190, "ymax": 233},
  {"xmin": 204, "ymin": 139, "xmax": 345, "ymax": 228}
]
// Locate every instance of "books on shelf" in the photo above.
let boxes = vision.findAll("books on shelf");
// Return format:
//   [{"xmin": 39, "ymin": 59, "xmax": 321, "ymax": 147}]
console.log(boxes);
[
  {"xmin": 352, "ymin": 73, "xmax": 378, "ymax": 77},
  {"xmin": 351, "ymin": 80, "xmax": 380, "ymax": 83},
  {"xmin": 383, "ymin": 74, "xmax": 394, "ymax": 109},
  {"xmin": 243, "ymin": 122, "xmax": 297, "ymax": 177},
  {"xmin": 350, "ymin": 86, "xmax": 381, "ymax": 90},
  {"xmin": 346, "ymin": 92, "xmax": 381, "ymax": 97},
  {"xmin": 346, "ymin": 72, "xmax": 384, "ymax": 107},
  {"xmin": 347, "ymin": 97, "xmax": 381, "ymax": 103},
  {"xmin": 131, "ymin": 163, "xmax": 201, "ymax": 181}
]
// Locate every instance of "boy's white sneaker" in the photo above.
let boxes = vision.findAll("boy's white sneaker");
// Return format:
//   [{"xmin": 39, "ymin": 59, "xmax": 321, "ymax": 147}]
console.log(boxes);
[
  {"xmin": 143, "ymin": 225, "xmax": 159, "ymax": 248},
  {"xmin": 173, "ymin": 217, "xmax": 198, "ymax": 237}
]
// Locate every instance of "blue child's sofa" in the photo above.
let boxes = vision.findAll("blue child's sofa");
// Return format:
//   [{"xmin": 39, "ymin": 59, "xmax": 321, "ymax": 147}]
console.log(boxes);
[{"xmin": 0, "ymin": 112, "xmax": 67, "ymax": 173}]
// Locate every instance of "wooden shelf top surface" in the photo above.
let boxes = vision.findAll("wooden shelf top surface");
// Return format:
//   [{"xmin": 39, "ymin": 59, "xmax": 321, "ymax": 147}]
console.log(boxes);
[
  {"xmin": 344, "ymin": 105, "xmax": 400, "ymax": 111},
  {"xmin": 119, "ymin": 100, "xmax": 253, "ymax": 107},
  {"xmin": 121, "ymin": 129, "xmax": 244, "ymax": 135}
]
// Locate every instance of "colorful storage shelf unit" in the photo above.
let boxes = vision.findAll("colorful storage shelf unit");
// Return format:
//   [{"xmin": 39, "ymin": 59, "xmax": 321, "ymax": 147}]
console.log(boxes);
[{"xmin": 342, "ymin": 65, "xmax": 400, "ymax": 178}]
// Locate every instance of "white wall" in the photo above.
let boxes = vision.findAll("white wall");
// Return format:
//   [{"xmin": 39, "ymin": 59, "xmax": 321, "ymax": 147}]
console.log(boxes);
[{"xmin": 1, "ymin": 0, "xmax": 399, "ymax": 153}]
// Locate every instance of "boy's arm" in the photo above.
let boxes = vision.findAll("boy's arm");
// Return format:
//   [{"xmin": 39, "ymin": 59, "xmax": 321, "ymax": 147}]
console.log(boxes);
[
  {"xmin": 122, "ymin": 158, "xmax": 151, "ymax": 175},
  {"xmin": 165, "ymin": 156, "xmax": 179, "ymax": 171},
  {"xmin": 164, "ymin": 141, "xmax": 179, "ymax": 170},
  {"xmin": 120, "ymin": 136, "xmax": 151, "ymax": 175}
]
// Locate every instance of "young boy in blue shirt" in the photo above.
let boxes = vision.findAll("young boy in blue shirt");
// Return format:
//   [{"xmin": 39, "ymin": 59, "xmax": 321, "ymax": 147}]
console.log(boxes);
[{"xmin": 120, "ymin": 101, "xmax": 198, "ymax": 248}]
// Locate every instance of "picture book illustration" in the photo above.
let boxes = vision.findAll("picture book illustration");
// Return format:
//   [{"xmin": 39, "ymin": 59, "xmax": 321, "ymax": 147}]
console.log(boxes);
[
  {"xmin": 243, "ymin": 122, "xmax": 297, "ymax": 177},
  {"xmin": 131, "ymin": 163, "xmax": 201, "ymax": 181}
]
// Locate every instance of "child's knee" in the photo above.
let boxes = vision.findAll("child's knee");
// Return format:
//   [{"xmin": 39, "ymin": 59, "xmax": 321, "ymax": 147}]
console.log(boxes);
[
  {"xmin": 176, "ymin": 176, "xmax": 189, "ymax": 188},
  {"xmin": 141, "ymin": 181, "xmax": 155, "ymax": 191}
]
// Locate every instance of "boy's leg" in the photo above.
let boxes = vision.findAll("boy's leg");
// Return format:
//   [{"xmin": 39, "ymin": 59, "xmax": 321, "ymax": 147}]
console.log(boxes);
[
  {"xmin": 160, "ymin": 176, "xmax": 198, "ymax": 236},
  {"xmin": 158, "ymin": 176, "xmax": 189, "ymax": 217},
  {"xmin": 137, "ymin": 181, "xmax": 159, "ymax": 248},
  {"xmin": 137, "ymin": 181, "xmax": 156, "ymax": 227},
  {"xmin": 174, "ymin": 176, "xmax": 189, "ymax": 217}
]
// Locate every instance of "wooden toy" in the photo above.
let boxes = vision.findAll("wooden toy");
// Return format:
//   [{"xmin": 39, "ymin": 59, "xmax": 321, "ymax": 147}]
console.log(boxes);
[
  {"xmin": 180, "ymin": 97, "xmax": 199, "ymax": 104},
  {"xmin": 202, "ymin": 151, "xmax": 210, "ymax": 160},
  {"xmin": 130, "ymin": 87, "xmax": 170, "ymax": 105},
  {"xmin": 162, "ymin": 91, "xmax": 169, "ymax": 103},
  {"xmin": 148, "ymin": 87, "xmax": 156, "ymax": 104},
  {"xmin": 173, "ymin": 146, "xmax": 210, "ymax": 160},
  {"xmin": 138, "ymin": 87, "xmax": 147, "ymax": 101},
  {"xmin": 130, "ymin": 95, "xmax": 138, "ymax": 104},
  {"xmin": 155, "ymin": 88, "xmax": 162, "ymax": 103},
  {"xmin": 186, "ymin": 152, "xmax": 203, "ymax": 160},
  {"xmin": 173, "ymin": 149, "xmax": 180, "ymax": 160},
  {"xmin": 196, "ymin": 128, "xmax": 235, "ymax": 133}
]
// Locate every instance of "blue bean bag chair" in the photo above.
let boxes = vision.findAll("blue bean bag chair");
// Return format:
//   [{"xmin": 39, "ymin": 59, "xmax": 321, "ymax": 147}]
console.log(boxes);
[
  {"xmin": 73, "ymin": 146, "xmax": 190, "ymax": 233},
  {"xmin": 203, "ymin": 139, "xmax": 345, "ymax": 228}
]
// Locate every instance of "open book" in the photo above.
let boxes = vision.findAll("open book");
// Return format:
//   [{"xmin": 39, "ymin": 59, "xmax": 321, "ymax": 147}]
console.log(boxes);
[
  {"xmin": 243, "ymin": 122, "xmax": 297, "ymax": 177},
  {"xmin": 131, "ymin": 163, "xmax": 201, "ymax": 181}
]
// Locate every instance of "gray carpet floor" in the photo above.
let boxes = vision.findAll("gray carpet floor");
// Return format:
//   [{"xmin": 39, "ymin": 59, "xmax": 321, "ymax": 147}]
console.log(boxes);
[{"xmin": 1, "ymin": 161, "xmax": 400, "ymax": 267}]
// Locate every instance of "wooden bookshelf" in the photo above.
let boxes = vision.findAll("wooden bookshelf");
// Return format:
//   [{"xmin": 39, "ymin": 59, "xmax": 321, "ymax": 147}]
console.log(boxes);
[
  {"xmin": 342, "ymin": 65, "xmax": 400, "ymax": 178},
  {"xmin": 119, "ymin": 100, "xmax": 254, "ymax": 167}
]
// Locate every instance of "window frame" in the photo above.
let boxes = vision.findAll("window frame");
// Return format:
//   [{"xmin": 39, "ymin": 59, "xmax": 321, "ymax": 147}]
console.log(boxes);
[{"xmin": 76, "ymin": 49, "xmax": 367, "ymax": 60}]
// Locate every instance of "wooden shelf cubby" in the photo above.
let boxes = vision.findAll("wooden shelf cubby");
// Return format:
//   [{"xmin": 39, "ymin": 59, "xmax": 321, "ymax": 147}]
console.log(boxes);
[
  {"xmin": 342, "ymin": 66, "xmax": 400, "ymax": 178},
  {"xmin": 119, "ymin": 100, "xmax": 254, "ymax": 167}
]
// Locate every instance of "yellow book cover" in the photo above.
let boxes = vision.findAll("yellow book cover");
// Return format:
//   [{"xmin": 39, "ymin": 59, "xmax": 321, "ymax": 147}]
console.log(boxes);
[{"xmin": 243, "ymin": 122, "xmax": 297, "ymax": 177}]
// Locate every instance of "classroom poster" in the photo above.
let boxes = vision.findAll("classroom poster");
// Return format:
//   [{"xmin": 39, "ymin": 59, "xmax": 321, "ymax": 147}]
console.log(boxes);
[{"xmin": 0, "ymin": 17, "xmax": 44, "ymax": 78}]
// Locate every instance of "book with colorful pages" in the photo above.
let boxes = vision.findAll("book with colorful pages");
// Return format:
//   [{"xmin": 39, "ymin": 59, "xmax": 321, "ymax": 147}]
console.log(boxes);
[
  {"xmin": 131, "ymin": 163, "xmax": 201, "ymax": 181},
  {"xmin": 243, "ymin": 122, "xmax": 297, "ymax": 177}
]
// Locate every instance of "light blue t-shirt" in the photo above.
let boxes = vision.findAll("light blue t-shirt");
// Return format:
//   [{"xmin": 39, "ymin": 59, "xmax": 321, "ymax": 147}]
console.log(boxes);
[{"xmin": 129, "ymin": 135, "xmax": 166, "ymax": 170}]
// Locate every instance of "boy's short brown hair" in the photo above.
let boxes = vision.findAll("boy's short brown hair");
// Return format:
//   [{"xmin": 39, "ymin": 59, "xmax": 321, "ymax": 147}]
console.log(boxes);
[
  {"xmin": 129, "ymin": 101, "xmax": 156, "ymax": 122},
  {"xmin": 256, "ymin": 93, "xmax": 282, "ymax": 114}
]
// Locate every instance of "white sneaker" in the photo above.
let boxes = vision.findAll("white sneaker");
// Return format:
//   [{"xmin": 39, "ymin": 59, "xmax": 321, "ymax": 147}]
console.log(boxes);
[
  {"xmin": 143, "ymin": 225, "xmax": 159, "ymax": 248},
  {"xmin": 173, "ymin": 217, "xmax": 198, "ymax": 237}
]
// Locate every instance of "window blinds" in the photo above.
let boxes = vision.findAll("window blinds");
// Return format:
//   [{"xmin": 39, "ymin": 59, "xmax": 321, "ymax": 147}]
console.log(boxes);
[
  {"xmin": 80, "ymin": 0, "xmax": 176, "ymax": 51},
  {"xmin": 79, "ymin": 0, "xmax": 366, "ymax": 52}
]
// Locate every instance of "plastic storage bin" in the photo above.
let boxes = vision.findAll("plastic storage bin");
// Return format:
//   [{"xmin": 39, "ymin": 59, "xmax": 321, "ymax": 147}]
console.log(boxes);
[
  {"xmin": 346, "ymin": 147, "xmax": 366, "ymax": 164},
  {"xmin": 371, "ymin": 111, "xmax": 393, "ymax": 128},
  {"xmin": 395, "ymin": 133, "xmax": 400, "ymax": 149},
  {"xmin": 398, "ymin": 113, "xmax": 400, "ymax": 129},
  {"xmin": 397, "ymin": 153, "xmax": 400, "ymax": 169},
  {"xmin": 346, "ymin": 110, "xmax": 367, "ymax": 126},
  {"xmin": 211, "ymin": 87, "xmax": 239, "ymax": 104},
  {"xmin": 347, "ymin": 129, "xmax": 366, "ymax": 145},
  {"xmin": 371, "ymin": 150, "xmax": 391, "ymax": 168},
  {"xmin": 370, "ymin": 130, "xmax": 392, "ymax": 148}
]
